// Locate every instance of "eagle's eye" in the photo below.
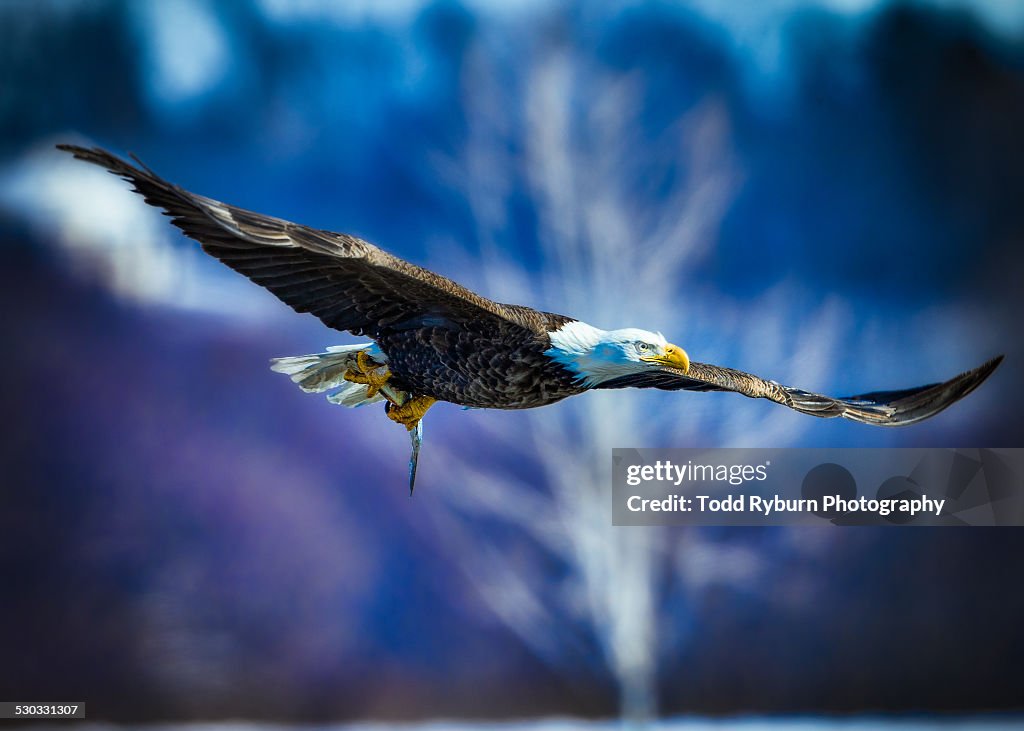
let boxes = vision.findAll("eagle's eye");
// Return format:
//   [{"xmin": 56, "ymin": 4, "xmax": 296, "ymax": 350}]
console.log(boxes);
[{"xmin": 636, "ymin": 342, "xmax": 650, "ymax": 353}]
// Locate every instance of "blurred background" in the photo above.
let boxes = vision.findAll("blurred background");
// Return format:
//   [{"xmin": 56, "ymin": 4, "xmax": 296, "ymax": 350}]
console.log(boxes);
[{"xmin": 1, "ymin": 0, "xmax": 1023, "ymax": 726}]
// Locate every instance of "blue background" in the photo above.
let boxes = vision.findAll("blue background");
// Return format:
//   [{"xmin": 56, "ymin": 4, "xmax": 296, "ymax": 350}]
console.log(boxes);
[{"xmin": 1, "ymin": 0, "xmax": 1022, "ymax": 723}]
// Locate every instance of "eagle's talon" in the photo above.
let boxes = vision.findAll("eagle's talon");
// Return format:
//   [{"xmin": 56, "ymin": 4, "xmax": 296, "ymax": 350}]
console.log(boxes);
[
  {"xmin": 356, "ymin": 350, "xmax": 378, "ymax": 374},
  {"xmin": 386, "ymin": 395, "xmax": 436, "ymax": 431},
  {"xmin": 344, "ymin": 350, "xmax": 391, "ymax": 398}
]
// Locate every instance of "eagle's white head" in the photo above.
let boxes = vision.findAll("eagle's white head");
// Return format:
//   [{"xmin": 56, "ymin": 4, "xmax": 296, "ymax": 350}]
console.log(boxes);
[{"xmin": 545, "ymin": 321, "xmax": 690, "ymax": 388}]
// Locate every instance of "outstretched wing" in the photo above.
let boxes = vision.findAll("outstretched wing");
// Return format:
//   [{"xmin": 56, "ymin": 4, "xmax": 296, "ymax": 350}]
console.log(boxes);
[
  {"xmin": 597, "ymin": 356, "xmax": 1003, "ymax": 426},
  {"xmin": 57, "ymin": 145, "xmax": 565, "ymax": 338}
]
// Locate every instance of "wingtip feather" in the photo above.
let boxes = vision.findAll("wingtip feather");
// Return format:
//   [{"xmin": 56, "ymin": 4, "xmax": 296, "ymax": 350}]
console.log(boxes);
[{"xmin": 833, "ymin": 354, "xmax": 1003, "ymax": 427}]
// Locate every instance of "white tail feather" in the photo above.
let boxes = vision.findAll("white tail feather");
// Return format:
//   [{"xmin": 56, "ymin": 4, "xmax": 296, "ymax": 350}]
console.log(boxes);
[
  {"xmin": 326, "ymin": 381, "xmax": 383, "ymax": 407},
  {"xmin": 270, "ymin": 343, "xmax": 387, "ymax": 407}
]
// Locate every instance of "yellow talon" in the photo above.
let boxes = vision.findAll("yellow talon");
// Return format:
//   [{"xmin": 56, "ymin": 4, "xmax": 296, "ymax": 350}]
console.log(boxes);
[
  {"xmin": 344, "ymin": 350, "xmax": 392, "ymax": 398},
  {"xmin": 386, "ymin": 395, "xmax": 436, "ymax": 431},
  {"xmin": 356, "ymin": 350, "xmax": 377, "ymax": 374}
]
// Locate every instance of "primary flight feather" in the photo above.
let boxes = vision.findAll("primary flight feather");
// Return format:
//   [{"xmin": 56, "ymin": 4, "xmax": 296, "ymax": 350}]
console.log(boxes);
[{"xmin": 57, "ymin": 144, "xmax": 1002, "ymax": 490}]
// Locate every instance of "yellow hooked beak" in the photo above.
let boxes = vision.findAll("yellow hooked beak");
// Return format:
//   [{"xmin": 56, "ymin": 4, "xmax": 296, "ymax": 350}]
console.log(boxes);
[{"xmin": 642, "ymin": 343, "xmax": 690, "ymax": 373}]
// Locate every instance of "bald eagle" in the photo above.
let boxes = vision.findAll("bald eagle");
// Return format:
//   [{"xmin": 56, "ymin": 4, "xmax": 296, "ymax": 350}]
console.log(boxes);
[{"xmin": 58, "ymin": 145, "xmax": 1002, "ymax": 491}]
